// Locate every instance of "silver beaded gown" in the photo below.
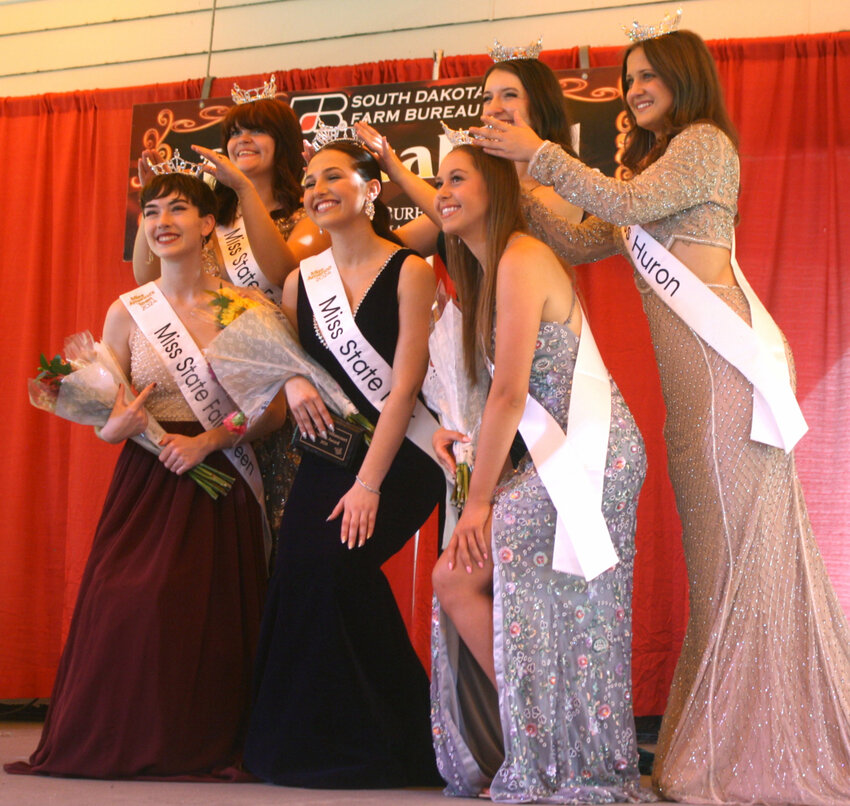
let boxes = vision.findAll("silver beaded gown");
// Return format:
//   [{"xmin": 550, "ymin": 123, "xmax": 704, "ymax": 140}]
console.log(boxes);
[
  {"xmin": 431, "ymin": 314, "xmax": 652, "ymax": 803},
  {"xmin": 524, "ymin": 123, "xmax": 850, "ymax": 805}
]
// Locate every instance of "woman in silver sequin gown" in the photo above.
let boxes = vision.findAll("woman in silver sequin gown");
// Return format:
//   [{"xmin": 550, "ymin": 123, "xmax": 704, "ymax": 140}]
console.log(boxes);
[
  {"xmin": 474, "ymin": 28, "xmax": 850, "ymax": 806},
  {"xmin": 429, "ymin": 145, "xmax": 652, "ymax": 803}
]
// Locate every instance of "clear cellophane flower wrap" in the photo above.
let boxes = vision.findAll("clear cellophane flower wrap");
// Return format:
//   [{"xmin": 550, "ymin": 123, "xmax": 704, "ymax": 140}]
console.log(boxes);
[
  {"xmin": 421, "ymin": 284, "xmax": 489, "ymax": 510},
  {"xmin": 202, "ymin": 286, "xmax": 372, "ymax": 432},
  {"xmin": 28, "ymin": 331, "xmax": 234, "ymax": 499}
]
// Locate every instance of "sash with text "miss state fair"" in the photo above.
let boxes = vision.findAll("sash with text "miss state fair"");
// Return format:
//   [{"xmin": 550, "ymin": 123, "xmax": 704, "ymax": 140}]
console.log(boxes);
[
  {"xmin": 623, "ymin": 225, "xmax": 807, "ymax": 452},
  {"xmin": 120, "ymin": 282, "xmax": 266, "ymax": 508},
  {"xmin": 514, "ymin": 305, "xmax": 618, "ymax": 580},
  {"xmin": 216, "ymin": 216, "xmax": 281, "ymax": 304},
  {"xmin": 300, "ymin": 248, "xmax": 439, "ymax": 466}
]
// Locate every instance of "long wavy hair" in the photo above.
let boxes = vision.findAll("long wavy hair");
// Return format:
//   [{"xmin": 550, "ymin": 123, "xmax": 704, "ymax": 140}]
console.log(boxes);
[
  {"xmin": 216, "ymin": 98, "xmax": 304, "ymax": 225},
  {"xmin": 620, "ymin": 29, "xmax": 738, "ymax": 173},
  {"xmin": 308, "ymin": 142, "xmax": 402, "ymax": 246},
  {"xmin": 442, "ymin": 146, "xmax": 525, "ymax": 381},
  {"xmin": 484, "ymin": 59, "xmax": 578, "ymax": 158}
]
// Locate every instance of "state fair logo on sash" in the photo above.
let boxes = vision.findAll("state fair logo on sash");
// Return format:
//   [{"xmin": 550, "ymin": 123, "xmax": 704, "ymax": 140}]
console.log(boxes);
[
  {"xmin": 300, "ymin": 248, "xmax": 439, "ymax": 465},
  {"xmin": 120, "ymin": 282, "xmax": 266, "ymax": 512},
  {"xmin": 623, "ymin": 225, "xmax": 807, "ymax": 452},
  {"xmin": 216, "ymin": 216, "xmax": 281, "ymax": 304}
]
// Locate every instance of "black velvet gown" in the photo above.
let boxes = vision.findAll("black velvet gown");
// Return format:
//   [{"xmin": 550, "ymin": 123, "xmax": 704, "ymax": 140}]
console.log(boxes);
[{"xmin": 243, "ymin": 248, "xmax": 443, "ymax": 788}]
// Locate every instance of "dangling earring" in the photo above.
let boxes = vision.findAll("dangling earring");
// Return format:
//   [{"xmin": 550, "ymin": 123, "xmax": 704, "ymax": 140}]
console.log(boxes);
[{"xmin": 364, "ymin": 197, "xmax": 375, "ymax": 221}]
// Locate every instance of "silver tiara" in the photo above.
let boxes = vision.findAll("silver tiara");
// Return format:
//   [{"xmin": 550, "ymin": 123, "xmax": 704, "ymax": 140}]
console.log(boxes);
[
  {"xmin": 231, "ymin": 74, "xmax": 277, "ymax": 104},
  {"xmin": 311, "ymin": 119, "xmax": 364, "ymax": 151},
  {"xmin": 440, "ymin": 121, "xmax": 476, "ymax": 147},
  {"xmin": 148, "ymin": 149, "xmax": 205, "ymax": 178},
  {"xmin": 623, "ymin": 8, "xmax": 682, "ymax": 43},
  {"xmin": 488, "ymin": 36, "xmax": 543, "ymax": 63}
]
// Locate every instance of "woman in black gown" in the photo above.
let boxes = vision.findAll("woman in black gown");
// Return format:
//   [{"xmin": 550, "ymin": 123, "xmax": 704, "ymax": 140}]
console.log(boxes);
[{"xmin": 243, "ymin": 136, "xmax": 443, "ymax": 788}]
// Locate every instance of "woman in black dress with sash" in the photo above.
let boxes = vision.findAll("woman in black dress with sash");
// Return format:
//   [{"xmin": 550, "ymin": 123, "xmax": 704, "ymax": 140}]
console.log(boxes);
[{"xmin": 243, "ymin": 136, "xmax": 443, "ymax": 788}]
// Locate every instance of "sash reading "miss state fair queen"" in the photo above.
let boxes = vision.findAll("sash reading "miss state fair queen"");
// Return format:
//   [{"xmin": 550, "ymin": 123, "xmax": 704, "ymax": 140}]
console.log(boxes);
[
  {"xmin": 623, "ymin": 225, "xmax": 807, "ymax": 453},
  {"xmin": 120, "ymin": 282, "xmax": 266, "ymax": 510},
  {"xmin": 300, "ymin": 248, "xmax": 439, "ymax": 466}
]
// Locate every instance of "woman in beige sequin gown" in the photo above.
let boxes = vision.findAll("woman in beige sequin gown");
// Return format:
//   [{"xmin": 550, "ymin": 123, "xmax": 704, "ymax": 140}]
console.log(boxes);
[{"xmin": 472, "ymin": 28, "xmax": 850, "ymax": 806}]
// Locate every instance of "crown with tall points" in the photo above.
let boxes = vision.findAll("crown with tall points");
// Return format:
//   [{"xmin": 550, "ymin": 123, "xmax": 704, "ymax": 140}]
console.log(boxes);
[
  {"xmin": 311, "ymin": 119, "xmax": 363, "ymax": 151},
  {"xmin": 440, "ymin": 120, "xmax": 477, "ymax": 147},
  {"xmin": 148, "ymin": 149, "xmax": 205, "ymax": 178},
  {"xmin": 231, "ymin": 74, "xmax": 277, "ymax": 104},
  {"xmin": 487, "ymin": 36, "xmax": 543, "ymax": 63},
  {"xmin": 623, "ymin": 8, "xmax": 682, "ymax": 42}
]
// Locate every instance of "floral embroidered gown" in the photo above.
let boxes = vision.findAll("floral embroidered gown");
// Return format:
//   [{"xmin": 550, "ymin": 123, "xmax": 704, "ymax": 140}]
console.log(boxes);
[{"xmin": 431, "ymin": 315, "xmax": 652, "ymax": 803}]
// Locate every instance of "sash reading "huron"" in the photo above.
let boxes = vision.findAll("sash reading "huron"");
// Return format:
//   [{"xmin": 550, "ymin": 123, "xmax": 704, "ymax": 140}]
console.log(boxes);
[{"xmin": 623, "ymin": 225, "xmax": 807, "ymax": 453}]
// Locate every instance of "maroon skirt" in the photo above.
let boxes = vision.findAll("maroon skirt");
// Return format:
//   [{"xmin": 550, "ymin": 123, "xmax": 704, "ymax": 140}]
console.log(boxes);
[{"xmin": 5, "ymin": 423, "xmax": 267, "ymax": 780}]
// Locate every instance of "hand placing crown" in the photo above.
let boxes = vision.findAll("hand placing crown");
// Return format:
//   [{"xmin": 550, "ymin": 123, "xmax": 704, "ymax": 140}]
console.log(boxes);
[{"xmin": 231, "ymin": 74, "xmax": 277, "ymax": 105}]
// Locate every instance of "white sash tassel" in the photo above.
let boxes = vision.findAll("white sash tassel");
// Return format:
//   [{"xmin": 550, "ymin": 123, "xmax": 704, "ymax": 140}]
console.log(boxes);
[{"xmin": 516, "ymin": 306, "xmax": 618, "ymax": 581}]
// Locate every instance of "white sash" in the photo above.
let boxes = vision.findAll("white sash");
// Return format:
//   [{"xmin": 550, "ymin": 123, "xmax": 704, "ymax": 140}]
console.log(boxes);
[
  {"xmin": 300, "ymin": 248, "xmax": 439, "ymax": 465},
  {"xmin": 513, "ymin": 305, "xmax": 618, "ymax": 580},
  {"xmin": 216, "ymin": 216, "xmax": 281, "ymax": 303},
  {"xmin": 623, "ymin": 225, "xmax": 807, "ymax": 452},
  {"xmin": 120, "ymin": 282, "xmax": 266, "ymax": 509}
]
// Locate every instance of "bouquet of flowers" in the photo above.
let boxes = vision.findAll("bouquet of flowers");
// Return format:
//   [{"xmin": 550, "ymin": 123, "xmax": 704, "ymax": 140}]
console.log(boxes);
[
  {"xmin": 28, "ymin": 332, "xmax": 234, "ymax": 499},
  {"xmin": 421, "ymin": 286, "xmax": 489, "ymax": 510},
  {"xmin": 203, "ymin": 286, "xmax": 372, "ymax": 434}
]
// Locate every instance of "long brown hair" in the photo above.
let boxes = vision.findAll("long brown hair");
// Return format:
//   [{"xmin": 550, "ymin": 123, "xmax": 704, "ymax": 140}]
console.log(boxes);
[
  {"xmin": 216, "ymin": 98, "xmax": 304, "ymax": 225},
  {"xmin": 620, "ymin": 29, "xmax": 738, "ymax": 172},
  {"xmin": 484, "ymin": 59, "xmax": 578, "ymax": 158},
  {"xmin": 442, "ymin": 146, "xmax": 525, "ymax": 381}
]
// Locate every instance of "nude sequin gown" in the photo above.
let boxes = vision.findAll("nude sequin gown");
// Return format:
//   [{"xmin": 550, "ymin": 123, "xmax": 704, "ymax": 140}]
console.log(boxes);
[{"xmin": 523, "ymin": 123, "xmax": 850, "ymax": 805}]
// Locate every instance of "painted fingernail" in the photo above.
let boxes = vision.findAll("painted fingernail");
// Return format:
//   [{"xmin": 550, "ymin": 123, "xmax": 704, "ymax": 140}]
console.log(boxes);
[
  {"xmin": 309, "ymin": 433, "xmax": 316, "ymax": 442},
  {"xmin": 447, "ymin": 562, "xmax": 453, "ymax": 571},
  {"xmin": 466, "ymin": 565, "xmax": 472, "ymax": 574},
  {"xmin": 320, "ymin": 430, "xmax": 327, "ymax": 440}
]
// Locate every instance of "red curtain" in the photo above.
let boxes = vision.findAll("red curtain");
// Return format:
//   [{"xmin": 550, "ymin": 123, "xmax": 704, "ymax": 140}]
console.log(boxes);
[{"xmin": 2, "ymin": 35, "xmax": 848, "ymax": 720}]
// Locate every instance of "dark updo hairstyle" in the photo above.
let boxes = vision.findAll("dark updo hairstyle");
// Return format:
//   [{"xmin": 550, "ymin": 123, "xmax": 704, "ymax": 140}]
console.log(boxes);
[
  {"xmin": 483, "ymin": 59, "xmax": 578, "ymax": 158},
  {"xmin": 216, "ymin": 98, "xmax": 305, "ymax": 225},
  {"xmin": 140, "ymin": 172, "xmax": 218, "ymax": 222},
  {"xmin": 309, "ymin": 141, "xmax": 403, "ymax": 246},
  {"xmin": 621, "ymin": 29, "xmax": 738, "ymax": 172},
  {"xmin": 442, "ymin": 145, "xmax": 525, "ymax": 381}
]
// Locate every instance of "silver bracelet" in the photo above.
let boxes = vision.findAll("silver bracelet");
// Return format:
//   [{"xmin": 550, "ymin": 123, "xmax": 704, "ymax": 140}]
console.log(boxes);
[{"xmin": 355, "ymin": 474, "xmax": 381, "ymax": 496}]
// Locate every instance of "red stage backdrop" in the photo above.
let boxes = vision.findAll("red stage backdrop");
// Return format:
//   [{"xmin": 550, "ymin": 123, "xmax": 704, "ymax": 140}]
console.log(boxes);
[{"xmin": 1, "ymin": 34, "xmax": 848, "ymax": 720}]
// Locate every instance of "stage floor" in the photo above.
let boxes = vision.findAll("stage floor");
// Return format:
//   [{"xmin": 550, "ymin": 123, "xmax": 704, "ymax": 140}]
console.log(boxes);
[{"xmin": 1, "ymin": 721, "xmax": 657, "ymax": 805}]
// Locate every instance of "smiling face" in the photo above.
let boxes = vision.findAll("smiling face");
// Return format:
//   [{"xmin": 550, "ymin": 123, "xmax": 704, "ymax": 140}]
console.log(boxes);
[
  {"xmin": 142, "ymin": 191, "xmax": 214, "ymax": 259},
  {"xmin": 226, "ymin": 125, "xmax": 276, "ymax": 177},
  {"xmin": 433, "ymin": 149, "xmax": 489, "ymax": 242},
  {"xmin": 482, "ymin": 68, "xmax": 531, "ymax": 125},
  {"xmin": 302, "ymin": 147, "xmax": 379, "ymax": 231},
  {"xmin": 624, "ymin": 46, "xmax": 674, "ymax": 136}
]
